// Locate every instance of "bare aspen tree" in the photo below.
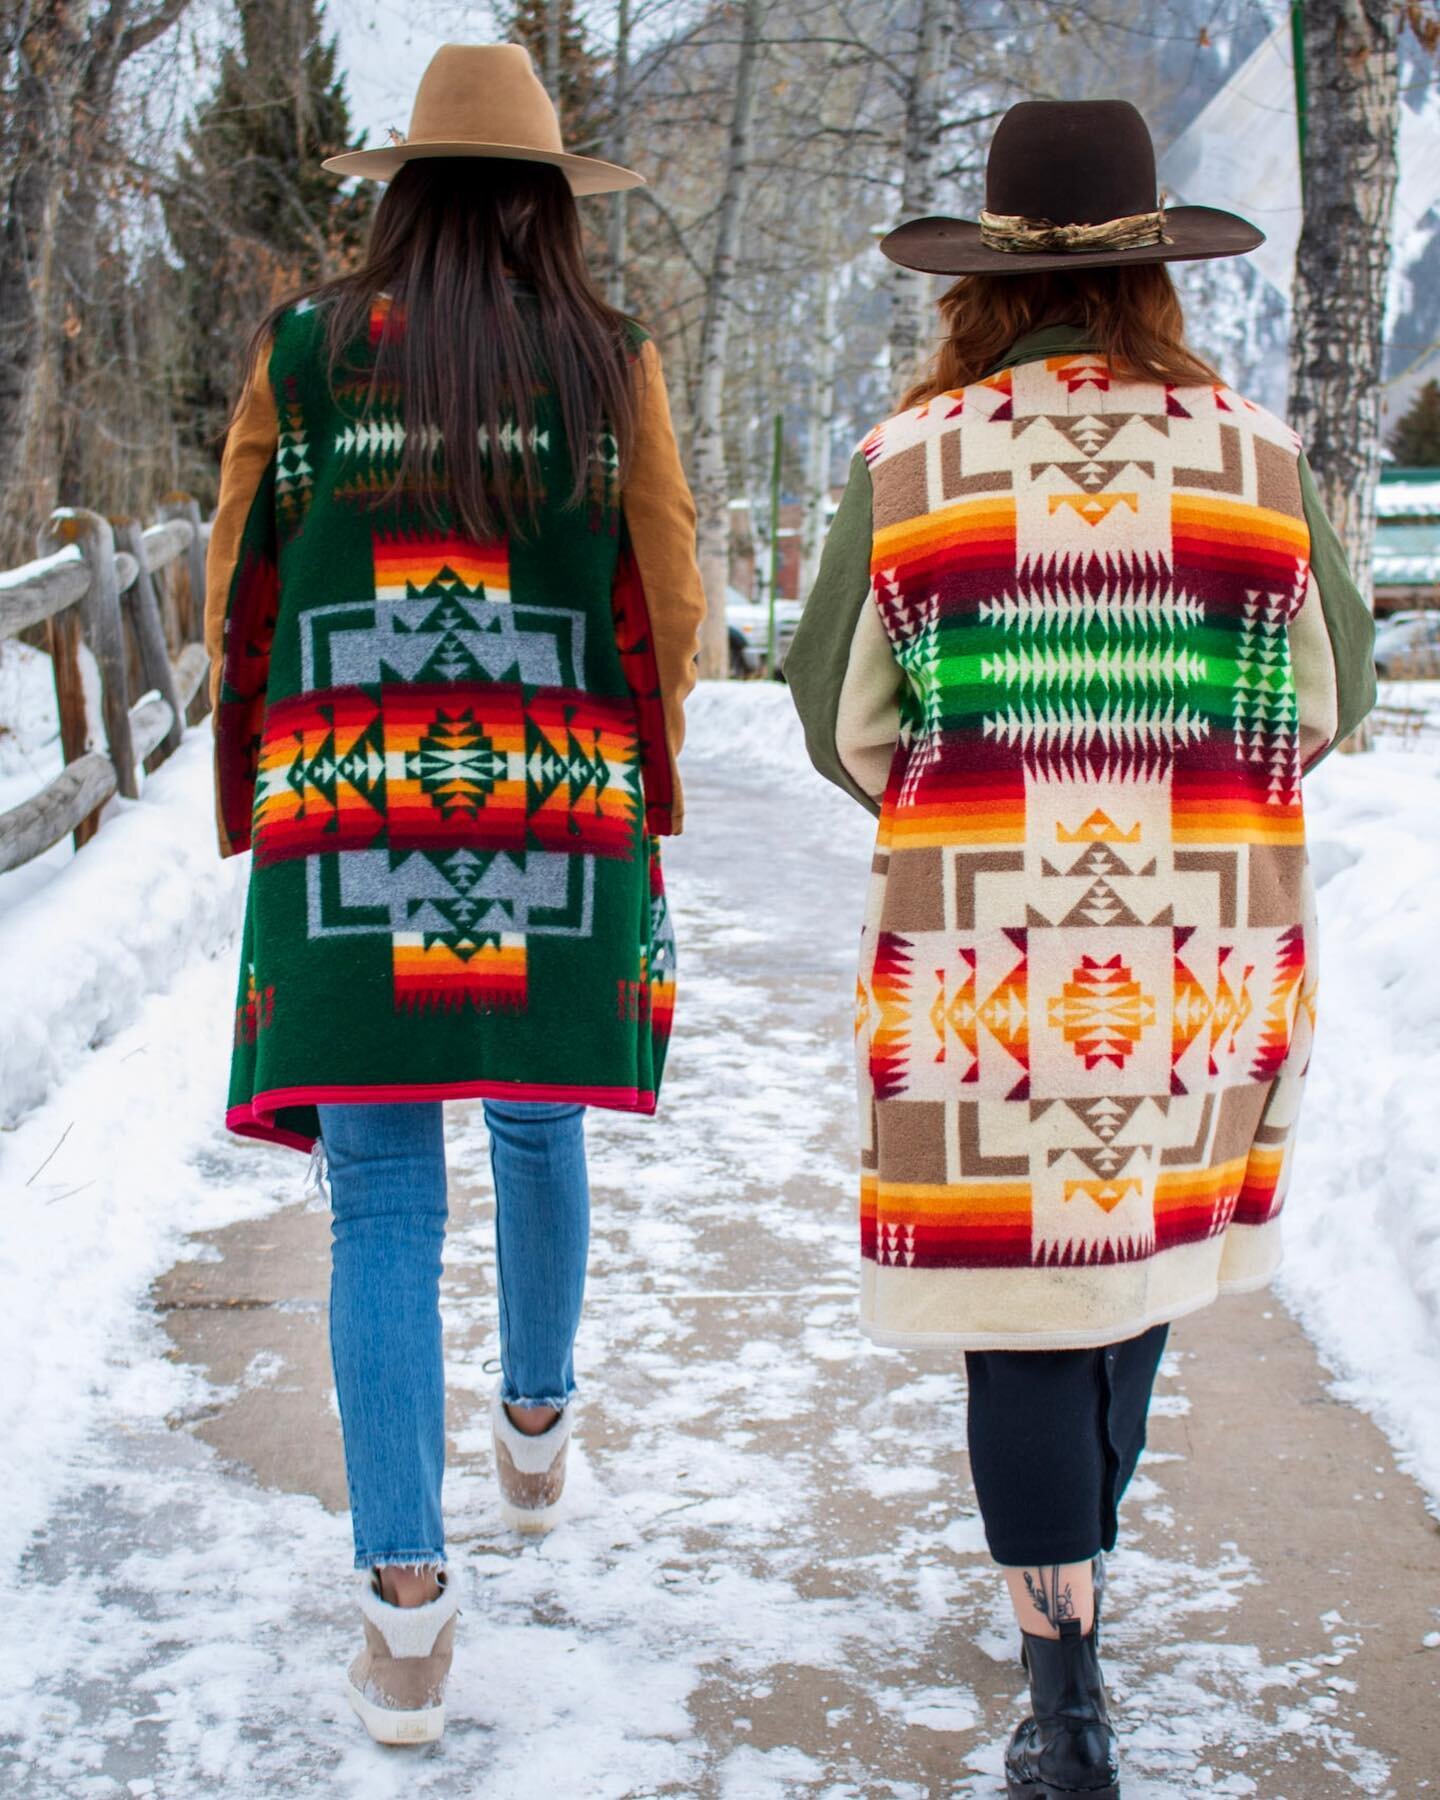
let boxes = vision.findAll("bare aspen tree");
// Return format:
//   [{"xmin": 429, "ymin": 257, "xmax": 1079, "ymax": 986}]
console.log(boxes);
[
  {"xmin": 887, "ymin": 0, "xmax": 951, "ymax": 399},
  {"xmin": 607, "ymin": 0, "xmax": 631, "ymax": 308},
  {"xmin": 543, "ymin": 0, "xmax": 562, "ymax": 101},
  {"xmin": 0, "ymin": 0, "xmax": 193, "ymax": 561},
  {"xmin": 692, "ymin": 0, "xmax": 766, "ymax": 680},
  {"xmin": 799, "ymin": 255, "xmax": 838, "ymax": 599},
  {"xmin": 1286, "ymin": 0, "xmax": 1401, "ymax": 602}
]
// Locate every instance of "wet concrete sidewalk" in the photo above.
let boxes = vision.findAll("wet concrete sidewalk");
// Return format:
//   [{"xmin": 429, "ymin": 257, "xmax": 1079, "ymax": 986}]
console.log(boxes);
[{"xmin": 11, "ymin": 757, "xmax": 1440, "ymax": 1797}]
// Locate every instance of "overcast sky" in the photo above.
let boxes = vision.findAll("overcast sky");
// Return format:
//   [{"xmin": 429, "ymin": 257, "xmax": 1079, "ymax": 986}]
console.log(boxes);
[
  {"xmin": 327, "ymin": 1, "xmax": 632, "ymax": 147},
  {"xmin": 329, "ymin": 0, "xmax": 487, "ymax": 141}
]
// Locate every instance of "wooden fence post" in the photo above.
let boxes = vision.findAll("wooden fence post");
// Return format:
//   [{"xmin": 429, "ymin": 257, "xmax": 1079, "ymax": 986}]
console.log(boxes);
[
  {"xmin": 159, "ymin": 493, "xmax": 206, "ymax": 646},
  {"xmin": 44, "ymin": 601, "xmax": 100, "ymax": 847},
  {"xmin": 38, "ymin": 509, "xmax": 139, "ymax": 802},
  {"xmin": 112, "ymin": 517, "xmax": 184, "ymax": 765}
]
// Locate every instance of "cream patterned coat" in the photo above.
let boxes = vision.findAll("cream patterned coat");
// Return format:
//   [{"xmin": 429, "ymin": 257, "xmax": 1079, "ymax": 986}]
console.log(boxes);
[{"xmin": 788, "ymin": 329, "xmax": 1375, "ymax": 1349}]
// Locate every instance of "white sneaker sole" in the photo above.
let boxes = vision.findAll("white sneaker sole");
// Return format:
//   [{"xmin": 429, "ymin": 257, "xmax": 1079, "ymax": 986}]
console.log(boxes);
[
  {"xmin": 346, "ymin": 1679, "xmax": 446, "ymax": 1745},
  {"xmin": 499, "ymin": 1495, "xmax": 564, "ymax": 1535}
]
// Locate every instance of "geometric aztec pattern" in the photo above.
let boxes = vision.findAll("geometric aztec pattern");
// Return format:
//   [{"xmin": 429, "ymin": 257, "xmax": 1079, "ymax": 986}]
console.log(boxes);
[
  {"xmin": 856, "ymin": 354, "xmax": 1319, "ymax": 1316},
  {"xmin": 251, "ymin": 530, "xmax": 644, "ymax": 1013}
]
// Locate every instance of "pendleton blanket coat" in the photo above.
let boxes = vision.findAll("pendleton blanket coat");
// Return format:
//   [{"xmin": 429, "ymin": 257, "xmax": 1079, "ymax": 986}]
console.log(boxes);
[
  {"xmin": 787, "ymin": 327, "xmax": 1376, "ymax": 1351},
  {"xmin": 205, "ymin": 296, "xmax": 706, "ymax": 1152}
]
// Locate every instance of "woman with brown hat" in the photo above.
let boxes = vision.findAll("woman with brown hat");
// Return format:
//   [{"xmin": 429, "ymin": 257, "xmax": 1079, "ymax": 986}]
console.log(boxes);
[
  {"xmin": 205, "ymin": 43, "xmax": 704, "ymax": 1745},
  {"xmin": 788, "ymin": 99, "xmax": 1375, "ymax": 1798}
]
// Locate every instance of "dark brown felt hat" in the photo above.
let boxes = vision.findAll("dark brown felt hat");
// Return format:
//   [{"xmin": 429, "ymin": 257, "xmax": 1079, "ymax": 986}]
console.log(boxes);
[{"xmin": 881, "ymin": 99, "xmax": 1263, "ymax": 276}]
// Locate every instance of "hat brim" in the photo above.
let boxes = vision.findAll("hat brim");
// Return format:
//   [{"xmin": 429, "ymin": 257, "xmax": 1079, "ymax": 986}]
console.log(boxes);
[
  {"xmin": 321, "ymin": 140, "xmax": 646, "ymax": 197},
  {"xmin": 880, "ymin": 204, "xmax": 1264, "ymax": 275}
]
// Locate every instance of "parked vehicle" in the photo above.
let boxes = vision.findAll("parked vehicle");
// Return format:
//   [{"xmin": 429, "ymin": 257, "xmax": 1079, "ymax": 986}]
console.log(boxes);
[
  {"xmin": 727, "ymin": 594, "xmax": 804, "ymax": 677},
  {"xmin": 1374, "ymin": 611, "xmax": 1440, "ymax": 677}
]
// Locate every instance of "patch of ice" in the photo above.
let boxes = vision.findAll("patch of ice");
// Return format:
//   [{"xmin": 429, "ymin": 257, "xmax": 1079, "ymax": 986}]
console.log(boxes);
[
  {"xmin": 718, "ymin": 1744, "xmax": 825, "ymax": 1796},
  {"xmin": 894, "ymin": 1684, "xmax": 980, "ymax": 1732}
]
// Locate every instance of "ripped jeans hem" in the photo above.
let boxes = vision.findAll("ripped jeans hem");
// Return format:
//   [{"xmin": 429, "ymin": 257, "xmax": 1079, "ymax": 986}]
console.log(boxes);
[
  {"xmin": 500, "ymin": 1389, "xmax": 574, "ymax": 1413},
  {"xmin": 354, "ymin": 1551, "xmax": 448, "ymax": 1573}
]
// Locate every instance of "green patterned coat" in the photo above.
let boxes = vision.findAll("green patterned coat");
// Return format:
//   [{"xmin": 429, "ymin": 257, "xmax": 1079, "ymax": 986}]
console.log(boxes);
[{"xmin": 205, "ymin": 296, "xmax": 705, "ymax": 1151}]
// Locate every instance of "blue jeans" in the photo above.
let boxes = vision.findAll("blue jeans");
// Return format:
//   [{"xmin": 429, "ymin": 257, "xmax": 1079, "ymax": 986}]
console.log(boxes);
[{"xmin": 318, "ymin": 1098, "xmax": 590, "ymax": 1569}]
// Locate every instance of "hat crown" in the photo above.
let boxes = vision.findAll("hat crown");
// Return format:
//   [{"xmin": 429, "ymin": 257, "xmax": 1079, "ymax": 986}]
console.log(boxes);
[
  {"xmin": 406, "ymin": 43, "xmax": 564, "ymax": 155},
  {"xmin": 985, "ymin": 100, "xmax": 1159, "ymax": 226}
]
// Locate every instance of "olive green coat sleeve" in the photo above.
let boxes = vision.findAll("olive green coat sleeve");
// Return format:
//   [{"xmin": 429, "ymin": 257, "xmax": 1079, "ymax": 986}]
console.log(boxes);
[
  {"xmin": 786, "ymin": 453, "xmax": 902, "ymax": 817},
  {"xmin": 1294, "ymin": 452, "xmax": 1378, "ymax": 767}
]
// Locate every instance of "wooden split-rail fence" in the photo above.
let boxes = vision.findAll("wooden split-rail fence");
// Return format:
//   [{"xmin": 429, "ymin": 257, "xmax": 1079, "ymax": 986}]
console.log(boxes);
[{"xmin": 0, "ymin": 499, "xmax": 211, "ymax": 874}]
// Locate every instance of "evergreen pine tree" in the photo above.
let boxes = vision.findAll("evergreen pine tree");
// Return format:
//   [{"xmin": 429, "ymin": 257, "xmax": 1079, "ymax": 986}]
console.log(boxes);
[
  {"xmin": 1388, "ymin": 379, "xmax": 1440, "ymax": 467},
  {"xmin": 166, "ymin": 0, "xmax": 370, "ymax": 493}
]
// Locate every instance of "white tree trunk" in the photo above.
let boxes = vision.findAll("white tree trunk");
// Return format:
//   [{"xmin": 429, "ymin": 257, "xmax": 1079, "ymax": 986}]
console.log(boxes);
[
  {"xmin": 543, "ymin": 0, "xmax": 562, "ymax": 102},
  {"xmin": 1287, "ymin": 0, "xmax": 1400, "ymax": 606},
  {"xmin": 692, "ymin": 0, "xmax": 765, "ymax": 681},
  {"xmin": 887, "ymin": 0, "xmax": 951, "ymax": 402},
  {"xmin": 607, "ymin": 0, "xmax": 632, "ymax": 309},
  {"xmin": 798, "ymin": 258, "xmax": 837, "ymax": 600}
]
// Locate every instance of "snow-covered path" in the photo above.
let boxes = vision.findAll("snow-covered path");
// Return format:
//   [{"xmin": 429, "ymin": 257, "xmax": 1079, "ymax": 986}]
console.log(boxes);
[{"xmin": 2, "ymin": 690, "xmax": 1439, "ymax": 1797}]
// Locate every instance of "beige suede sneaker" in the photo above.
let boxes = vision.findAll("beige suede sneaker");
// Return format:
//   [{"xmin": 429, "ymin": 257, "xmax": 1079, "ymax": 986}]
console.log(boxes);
[
  {"xmin": 491, "ymin": 1384, "xmax": 572, "ymax": 1534},
  {"xmin": 346, "ymin": 1569, "xmax": 459, "ymax": 1745}
]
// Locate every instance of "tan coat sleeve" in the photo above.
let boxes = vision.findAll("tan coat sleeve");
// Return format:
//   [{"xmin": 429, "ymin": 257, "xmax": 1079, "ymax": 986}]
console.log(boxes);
[
  {"xmin": 206, "ymin": 341, "xmax": 279, "ymax": 857},
  {"xmin": 620, "ymin": 340, "xmax": 706, "ymax": 835},
  {"xmin": 205, "ymin": 342, "xmax": 279, "ymax": 714}
]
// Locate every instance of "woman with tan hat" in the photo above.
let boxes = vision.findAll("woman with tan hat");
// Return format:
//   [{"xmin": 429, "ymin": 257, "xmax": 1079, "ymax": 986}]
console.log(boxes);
[
  {"xmin": 204, "ymin": 43, "xmax": 705, "ymax": 1745},
  {"xmin": 788, "ymin": 99, "xmax": 1375, "ymax": 1798}
]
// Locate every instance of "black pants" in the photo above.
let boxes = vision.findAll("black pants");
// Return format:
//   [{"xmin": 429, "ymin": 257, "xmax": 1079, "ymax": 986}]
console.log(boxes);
[{"xmin": 964, "ymin": 1324, "xmax": 1169, "ymax": 1567}]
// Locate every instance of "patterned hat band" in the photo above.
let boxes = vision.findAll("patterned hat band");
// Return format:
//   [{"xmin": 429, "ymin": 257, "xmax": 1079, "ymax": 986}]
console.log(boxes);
[{"xmin": 977, "ymin": 195, "xmax": 1172, "ymax": 255}]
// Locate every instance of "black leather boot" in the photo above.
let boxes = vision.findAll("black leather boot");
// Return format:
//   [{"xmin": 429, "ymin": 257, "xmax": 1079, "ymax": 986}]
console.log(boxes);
[
  {"xmin": 1005, "ymin": 1618, "xmax": 1120, "ymax": 1799},
  {"xmin": 1023, "ymin": 1554, "xmax": 1106, "ymax": 1673}
]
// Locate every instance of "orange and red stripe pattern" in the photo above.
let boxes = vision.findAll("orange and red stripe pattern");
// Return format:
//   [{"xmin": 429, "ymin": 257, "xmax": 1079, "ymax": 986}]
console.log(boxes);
[
  {"xmin": 392, "ymin": 938, "xmax": 528, "ymax": 1013},
  {"xmin": 872, "ymin": 494, "xmax": 1018, "ymax": 594},
  {"xmin": 527, "ymin": 691, "xmax": 642, "ymax": 860},
  {"xmin": 383, "ymin": 684, "xmax": 527, "ymax": 848},
  {"xmin": 1171, "ymin": 495, "xmax": 1309, "ymax": 585},
  {"xmin": 862, "ymin": 1175, "xmax": 1034, "ymax": 1267},
  {"xmin": 252, "ymin": 688, "xmax": 385, "ymax": 862},
  {"xmin": 372, "ymin": 531, "xmax": 510, "ymax": 599}
]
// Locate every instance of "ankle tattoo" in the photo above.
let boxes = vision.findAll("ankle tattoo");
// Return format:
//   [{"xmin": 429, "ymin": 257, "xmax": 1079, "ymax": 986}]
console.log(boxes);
[{"xmin": 1022, "ymin": 1564, "xmax": 1077, "ymax": 1627}]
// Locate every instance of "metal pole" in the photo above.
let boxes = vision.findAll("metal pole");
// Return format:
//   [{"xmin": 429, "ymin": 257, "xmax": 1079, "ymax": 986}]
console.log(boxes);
[
  {"xmin": 767, "ymin": 411, "xmax": 783, "ymax": 676},
  {"xmin": 1291, "ymin": 0, "xmax": 1308, "ymax": 197}
]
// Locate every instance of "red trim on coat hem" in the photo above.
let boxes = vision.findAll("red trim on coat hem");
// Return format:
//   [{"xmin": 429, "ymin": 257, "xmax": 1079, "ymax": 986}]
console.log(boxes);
[
  {"xmin": 225, "ymin": 1114, "xmax": 315, "ymax": 1154},
  {"xmin": 228, "ymin": 1078, "xmax": 659, "ymax": 1153}
]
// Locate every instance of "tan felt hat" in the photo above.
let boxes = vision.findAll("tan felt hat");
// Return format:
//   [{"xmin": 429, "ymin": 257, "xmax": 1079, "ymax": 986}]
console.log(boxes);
[{"xmin": 323, "ymin": 43, "xmax": 645, "ymax": 197}]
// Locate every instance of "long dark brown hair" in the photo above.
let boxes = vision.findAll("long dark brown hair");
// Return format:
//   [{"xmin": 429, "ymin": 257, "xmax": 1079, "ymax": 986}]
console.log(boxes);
[
  {"xmin": 239, "ymin": 159, "xmax": 639, "ymax": 539},
  {"xmin": 902, "ymin": 263, "xmax": 1220, "ymax": 407}
]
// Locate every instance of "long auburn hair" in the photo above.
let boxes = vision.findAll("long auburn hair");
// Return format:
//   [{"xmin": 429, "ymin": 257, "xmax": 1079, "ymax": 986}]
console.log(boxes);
[
  {"xmin": 902, "ymin": 263, "xmax": 1220, "ymax": 407},
  {"xmin": 239, "ymin": 159, "xmax": 639, "ymax": 540}
]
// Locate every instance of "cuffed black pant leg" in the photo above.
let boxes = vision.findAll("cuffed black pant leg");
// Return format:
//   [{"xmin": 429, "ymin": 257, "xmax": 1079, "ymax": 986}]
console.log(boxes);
[{"xmin": 964, "ymin": 1323, "xmax": 1169, "ymax": 1568}]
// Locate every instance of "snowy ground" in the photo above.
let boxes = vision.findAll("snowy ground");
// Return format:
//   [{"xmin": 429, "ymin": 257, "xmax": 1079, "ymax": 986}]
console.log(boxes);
[
  {"xmin": 1279, "ymin": 744, "xmax": 1440, "ymax": 1505},
  {"xmin": 1, "ymin": 680, "xmax": 1438, "ymax": 1796},
  {"xmin": 693, "ymin": 685, "xmax": 1440, "ymax": 1516}
]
